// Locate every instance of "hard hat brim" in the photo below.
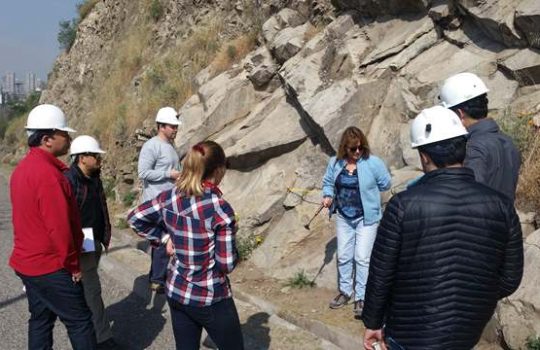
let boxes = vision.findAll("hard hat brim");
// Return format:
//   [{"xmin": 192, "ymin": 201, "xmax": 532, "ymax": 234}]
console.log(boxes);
[{"xmin": 58, "ymin": 126, "xmax": 77, "ymax": 132}]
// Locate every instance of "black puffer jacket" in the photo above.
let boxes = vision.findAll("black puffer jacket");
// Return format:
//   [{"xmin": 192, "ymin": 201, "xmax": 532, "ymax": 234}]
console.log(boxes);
[{"xmin": 362, "ymin": 167, "xmax": 523, "ymax": 350}]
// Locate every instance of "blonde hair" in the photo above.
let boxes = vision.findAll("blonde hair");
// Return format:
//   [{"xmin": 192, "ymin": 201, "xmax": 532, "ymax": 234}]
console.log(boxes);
[{"xmin": 177, "ymin": 141, "xmax": 226, "ymax": 196}]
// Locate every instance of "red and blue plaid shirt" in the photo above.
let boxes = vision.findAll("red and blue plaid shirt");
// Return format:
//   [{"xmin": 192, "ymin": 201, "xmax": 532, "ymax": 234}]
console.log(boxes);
[{"xmin": 127, "ymin": 182, "xmax": 238, "ymax": 306}]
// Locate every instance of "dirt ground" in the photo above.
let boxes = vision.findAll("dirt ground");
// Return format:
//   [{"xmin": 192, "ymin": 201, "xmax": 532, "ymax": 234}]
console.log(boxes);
[{"xmin": 231, "ymin": 261, "xmax": 364, "ymax": 337}]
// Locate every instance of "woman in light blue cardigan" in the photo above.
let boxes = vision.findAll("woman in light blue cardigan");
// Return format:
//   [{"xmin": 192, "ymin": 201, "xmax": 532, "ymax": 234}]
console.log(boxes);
[{"xmin": 322, "ymin": 126, "xmax": 391, "ymax": 318}]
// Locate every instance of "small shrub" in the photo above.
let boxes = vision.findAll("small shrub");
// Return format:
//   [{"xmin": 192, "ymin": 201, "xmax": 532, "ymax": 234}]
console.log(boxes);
[
  {"xmin": 122, "ymin": 191, "xmax": 137, "ymax": 207},
  {"xmin": 285, "ymin": 270, "xmax": 316, "ymax": 289},
  {"xmin": 57, "ymin": 19, "xmax": 78, "ymax": 51},
  {"xmin": 226, "ymin": 45, "xmax": 237, "ymax": 60},
  {"xmin": 526, "ymin": 336, "xmax": 540, "ymax": 350},
  {"xmin": 149, "ymin": 0, "xmax": 164, "ymax": 22},
  {"xmin": 236, "ymin": 234, "xmax": 262, "ymax": 261}
]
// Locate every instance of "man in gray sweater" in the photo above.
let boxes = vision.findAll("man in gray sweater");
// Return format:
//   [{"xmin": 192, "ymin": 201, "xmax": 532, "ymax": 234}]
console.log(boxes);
[{"xmin": 138, "ymin": 106, "xmax": 181, "ymax": 292}]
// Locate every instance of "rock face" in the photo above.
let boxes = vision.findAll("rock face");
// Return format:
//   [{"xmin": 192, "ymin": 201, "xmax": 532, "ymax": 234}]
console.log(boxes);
[
  {"xmin": 37, "ymin": 0, "xmax": 540, "ymax": 347},
  {"xmin": 496, "ymin": 229, "xmax": 540, "ymax": 349}
]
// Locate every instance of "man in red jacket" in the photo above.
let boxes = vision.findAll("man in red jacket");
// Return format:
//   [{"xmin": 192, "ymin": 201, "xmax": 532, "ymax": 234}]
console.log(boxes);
[{"xmin": 10, "ymin": 104, "xmax": 96, "ymax": 350}]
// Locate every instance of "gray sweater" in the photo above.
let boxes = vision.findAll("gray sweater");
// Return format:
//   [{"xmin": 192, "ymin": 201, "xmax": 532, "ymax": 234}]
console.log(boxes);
[{"xmin": 137, "ymin": 136, "xmax": 180, "ymax": 202}]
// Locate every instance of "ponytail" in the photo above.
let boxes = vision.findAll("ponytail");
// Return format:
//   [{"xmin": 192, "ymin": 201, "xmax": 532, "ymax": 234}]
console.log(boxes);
[{"xmin": 177, "ymin": 141, "xmax": 226, "ymax": 196}]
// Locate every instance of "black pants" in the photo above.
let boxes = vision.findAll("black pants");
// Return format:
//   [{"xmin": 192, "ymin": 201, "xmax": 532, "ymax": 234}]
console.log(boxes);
[
  {"xmin": 17, "ymin": 269, "xmax": 97, "ymax": 350},
  {"xmin": 168, "ymin": 297, "xmax": 244, "ymax": 350},
  {"xmin": 149, "ymin": 244, "xmax": 169, "ymax": 286}
]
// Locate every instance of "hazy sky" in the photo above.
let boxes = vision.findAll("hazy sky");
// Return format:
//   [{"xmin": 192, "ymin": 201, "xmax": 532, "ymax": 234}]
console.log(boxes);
[{"xmin": 0, "ymin": 0, "xmax": 80, "ymax": 81}]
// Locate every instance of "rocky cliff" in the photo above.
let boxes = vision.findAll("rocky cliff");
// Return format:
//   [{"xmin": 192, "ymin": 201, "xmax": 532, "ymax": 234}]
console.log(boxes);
[{"xmin": 21, "ymin": 0, "xmax": 540, "ymax": 348}]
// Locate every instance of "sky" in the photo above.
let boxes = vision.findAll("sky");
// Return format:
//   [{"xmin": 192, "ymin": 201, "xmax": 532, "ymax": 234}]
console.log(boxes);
[{"xmin": 0, "ymin": 0, "xmax": 80, "ymax": 81}]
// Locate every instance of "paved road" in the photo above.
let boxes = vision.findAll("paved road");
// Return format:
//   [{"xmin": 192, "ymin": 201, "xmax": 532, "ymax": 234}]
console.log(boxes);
[
  {"xmin": 0, "ymin": 170, "xmax": 177, "ymax": 349},
  {"xmin": 0, "ymin": 170, "xmax": 339, "ymax": 350}
]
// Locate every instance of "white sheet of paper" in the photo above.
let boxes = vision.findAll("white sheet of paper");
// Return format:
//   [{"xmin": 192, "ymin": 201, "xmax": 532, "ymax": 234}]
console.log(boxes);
[{"xmin": 82, "ymin": 227, "xmax": 96, "ymax": 253}]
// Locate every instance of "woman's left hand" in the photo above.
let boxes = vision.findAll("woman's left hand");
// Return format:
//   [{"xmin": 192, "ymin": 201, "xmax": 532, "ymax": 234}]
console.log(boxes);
[{"xmin": 166, "ymin": 238, "xmax": 175, "ymax": 256}]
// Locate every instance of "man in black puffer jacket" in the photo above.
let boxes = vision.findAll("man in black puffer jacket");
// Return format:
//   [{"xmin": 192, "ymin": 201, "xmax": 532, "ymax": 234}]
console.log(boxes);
[{"xmin": 362, "ymin": 106, "xmax": 524, "ymax": 350}]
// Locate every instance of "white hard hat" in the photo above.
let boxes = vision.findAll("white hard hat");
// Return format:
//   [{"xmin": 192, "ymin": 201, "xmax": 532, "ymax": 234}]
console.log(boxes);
[
  {"xmin": 25, "ymin": 104, "xmax": 76, "ymax": 132},
  {"xmin": 439, "ymin": 72, "xmax": 489, "ymax": 108},
  {"xmin": 70, "ymin": 135, "xmax": 106, "ymax": 155},
  {"xmin": 155, "ymin": 107, "xmax": 180, "ymax": 125},
  {"xmin": 410, "ymin": 106, "xmax": 468, "ymax": 148}
]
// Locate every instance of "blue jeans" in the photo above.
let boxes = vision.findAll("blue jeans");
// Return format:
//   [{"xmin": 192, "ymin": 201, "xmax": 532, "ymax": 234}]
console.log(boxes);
[
  {"xmin": 17, "ymin": 269, "xmax": 96, "ymax": 350},
  {"xmin": 168, "ymin": 297, "xmax": 244, "ymax": 350},
  {"xmin": 335, "ymin": 214, "xmax": 378, "ymax": 301},
  {"xmin": 150, "ymin": 244, "xmax": 170, "ymax": 286}
]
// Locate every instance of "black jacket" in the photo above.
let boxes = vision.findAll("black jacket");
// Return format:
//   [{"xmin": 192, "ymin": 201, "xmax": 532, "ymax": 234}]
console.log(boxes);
[
  {"xmin": 64, "ymin": 165, "xmax": 111, "ymax": 248},
  {"xmin": 465, "ymin": 118, "xmax": 520, "ymax": 201},
  {"xmin": 362, "ymin": 168, "xmax": 523, "ymax": 350}
]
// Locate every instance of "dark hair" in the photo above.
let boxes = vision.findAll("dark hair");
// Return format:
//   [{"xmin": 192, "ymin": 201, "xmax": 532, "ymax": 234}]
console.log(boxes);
[
  {"xmin": 27, "ymin": 129, "xmax": 55, "ymax": 147},
  {"xmin": 177, "ymin": 141, "xmax": 226, "ymax": 196},
  {"xmin": 418, "ymin": 135, "xmax": 467, "ymax": 168},
  {"xmin": 336, "ymin": 126, "xmax": 370, "ymax": 160},
  {"xmin": 450, "ymin": 93, "xmax": 488, "ymax": 120}
]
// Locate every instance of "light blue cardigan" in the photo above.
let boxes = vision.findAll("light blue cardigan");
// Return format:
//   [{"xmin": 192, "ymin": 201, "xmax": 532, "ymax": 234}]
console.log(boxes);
[{"xmin": 322, "ymin": 155, "xmax": 391, "ymax": 225}]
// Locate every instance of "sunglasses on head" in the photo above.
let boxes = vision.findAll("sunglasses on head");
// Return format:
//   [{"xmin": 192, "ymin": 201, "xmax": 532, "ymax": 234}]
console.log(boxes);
[{"xmin": 348, "ymin": 146, "xmax": 362, "ymax": 153}]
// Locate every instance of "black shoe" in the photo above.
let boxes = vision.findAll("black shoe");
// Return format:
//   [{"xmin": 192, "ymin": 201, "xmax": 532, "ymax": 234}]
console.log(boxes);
[
  {"xmin": 329, "ymin": 293, "xmax": 351, "ymax": 309},
  {"xmin": 97, "ymin": 338, "xmax": 121, "ymax": 350}
]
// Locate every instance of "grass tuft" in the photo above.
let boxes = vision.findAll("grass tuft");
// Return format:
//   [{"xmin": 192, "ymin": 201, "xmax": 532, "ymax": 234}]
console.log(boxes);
[{"xmin": 285, "ymin": 270, "xmax": 316, "ymax": 289}]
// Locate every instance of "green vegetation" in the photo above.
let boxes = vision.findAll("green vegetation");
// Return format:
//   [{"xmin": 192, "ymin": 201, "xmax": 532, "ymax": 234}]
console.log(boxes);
[
  {"xmin": 497, "ymin": 109, "xmax": 536, "ymax": 154},
  {"xmin": 149, "ymin": 0, "xmax": 164, "ymax": 22},
  {"xmin": 0, "ymin": 92, "xmax": 41, "ymax": 141},
  {"xmin": 527, "ymin": 336, "xmax": 540, "ymax": 350},
  {"xmin": 58, "ymin": 19, "xmax": 78, "ymax": 51},
  {"xmin": 284, "ymin": 270, "xmax": 316, "ymax": 289},
  {"xmin": 496, "ymin": 109, "xmax": 540, "ymax": 212},
  {"xmin": 57, "ymin": 0, "xmax": 100, "ymax": 51},
  {"xmin": 122, "ymin": 191, "xmax": 137, "ymax": 207},
  {"xmin": 237, "ymin": 234, "xmax": 263, "ymax": 261}
]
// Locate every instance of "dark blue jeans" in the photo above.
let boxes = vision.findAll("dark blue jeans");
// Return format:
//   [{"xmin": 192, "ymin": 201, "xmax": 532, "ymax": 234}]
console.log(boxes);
[
  {"xmin": 168, "ymin": 297, "xmax": 244, "ymax": 350},
  {"xmin": 149, "ymin": 244, "xmax": 169, "ymax": 286},
  {"xmin": 17, "ymin": 269, "xmax": 97, "ymax": 350}
]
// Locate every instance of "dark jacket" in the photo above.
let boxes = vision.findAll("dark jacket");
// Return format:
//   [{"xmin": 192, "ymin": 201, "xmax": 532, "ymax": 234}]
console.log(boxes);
[
  {"xmin": 362, "ymin": 167, "xmax": 523, "ymax": 350},
  {"xmin": 465, "ymin": 118, "xmax": 520, "ymax": 201},
  {"xmin": 65, "ymin": 164, "xmax": 112, "ymax": 248}
]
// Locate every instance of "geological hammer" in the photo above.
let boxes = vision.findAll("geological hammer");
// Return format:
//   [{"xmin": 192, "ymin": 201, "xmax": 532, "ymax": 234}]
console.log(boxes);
[{"xmin": 304, "ymin": 204, "xmax": 324, "ymax": 230}]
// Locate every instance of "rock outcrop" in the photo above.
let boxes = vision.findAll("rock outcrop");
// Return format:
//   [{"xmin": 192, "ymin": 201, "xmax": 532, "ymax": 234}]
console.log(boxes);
[{"xmin": 35, "ymin": 0, "xmax": 540, "ymax": 347}]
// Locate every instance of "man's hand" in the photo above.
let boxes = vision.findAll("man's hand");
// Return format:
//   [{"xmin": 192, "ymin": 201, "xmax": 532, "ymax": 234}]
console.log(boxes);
[
  {"xmin": 72, "ymin": 272, "xmax": 83, "ymax": 283},
  {"xmin": 322, "ymin": 196, "xmax": 333, "ymax": 208},
  {"xmin": 166, "ymin": 238, "xmax": 175, "ymax": 256},
  {"xmin": 364, "ymin": 329, "xmax": 386, "ymax": 350},
  {"xmin": 170, "ymin": 169, "xmax": 181, "ymax": 180}
]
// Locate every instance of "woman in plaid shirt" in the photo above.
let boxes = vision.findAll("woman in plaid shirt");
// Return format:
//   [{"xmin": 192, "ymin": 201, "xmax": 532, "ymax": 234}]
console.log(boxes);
[{"xmin": 128, "ymin": 141, "xmax": 244, "ymax": 350}]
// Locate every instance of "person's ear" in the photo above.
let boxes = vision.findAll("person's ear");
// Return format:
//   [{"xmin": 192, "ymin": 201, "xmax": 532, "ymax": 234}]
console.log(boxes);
[{"xmin": 419, "ymin": 151, "xmax": 432, "ymax": 166}]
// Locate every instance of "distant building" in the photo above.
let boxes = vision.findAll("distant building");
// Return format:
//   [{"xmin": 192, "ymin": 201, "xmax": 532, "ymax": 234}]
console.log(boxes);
[
  {"xmin": 3, "ymin": 72, "xmax": 15, "ymax": 95},
  {"xmin": 25, "ymin": 73, "xmax": 36, "ymax": 94}
]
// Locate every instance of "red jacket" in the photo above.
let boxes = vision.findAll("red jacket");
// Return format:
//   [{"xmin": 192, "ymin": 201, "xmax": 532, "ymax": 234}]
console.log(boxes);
[{"xmin": 9, "ymin": 147, "xmax": 83, "ymax": 276}]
